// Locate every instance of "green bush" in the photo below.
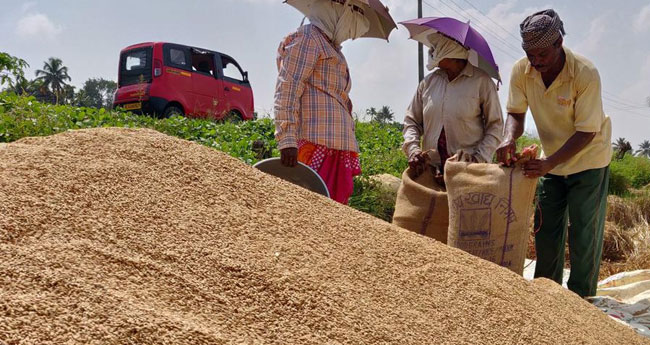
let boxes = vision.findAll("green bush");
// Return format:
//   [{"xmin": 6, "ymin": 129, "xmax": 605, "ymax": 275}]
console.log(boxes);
[
  {"xmin": 354, "ymin": 121, "xmax": 407, "ymax": 177},
  {"xmin": 609, "ymin": 165, "xmax": 632, "ymax": 196},
  {"xmin": 348, "ymin": 177, "xmax": 396, "ymax": 222},
  {"xmin": 609, "ymin": 154, "xmax": 650, "ymax": 195}
]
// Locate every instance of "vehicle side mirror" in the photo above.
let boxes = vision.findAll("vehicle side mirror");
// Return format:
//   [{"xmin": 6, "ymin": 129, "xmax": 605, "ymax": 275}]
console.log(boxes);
[{"xmin": 243, "ymin": 71, "xmax": 249, "ymax": 82}]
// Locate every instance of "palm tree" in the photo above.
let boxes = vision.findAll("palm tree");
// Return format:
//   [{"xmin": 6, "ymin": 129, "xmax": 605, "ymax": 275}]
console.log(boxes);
[
  {"xmin": 612, "ymin": 137, "xmax": 633, "ymax": 160},
  {"xmin": 376, "ymin": 105, "xmax": 395, "ymax": 124},
  {"xmin": 366, "ymin": 105, "xmax": 395, "ymax": 124},
  {"xmin": 636, "ymin": 140, "xmax": 650, "ymax": 158},
  {"xmin": 35, "ymin": 57, "xmax": 71, "ymax": 104},
  {"xmin": 29, "ymin": 78, "xmax": 55, "ymax": 103}
]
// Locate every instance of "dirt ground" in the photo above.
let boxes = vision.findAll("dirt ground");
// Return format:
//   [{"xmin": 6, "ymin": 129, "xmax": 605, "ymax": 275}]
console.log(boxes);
[{"xmin": 1, "ymin": 128, "xmax": 647, "ymax": 344}]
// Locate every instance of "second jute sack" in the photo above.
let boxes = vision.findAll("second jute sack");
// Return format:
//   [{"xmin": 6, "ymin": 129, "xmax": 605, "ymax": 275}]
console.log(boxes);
[
  {"xmin": 444, "ymin": 159, "xmax": 538, "ymax": 275},
  {"xmin": 393, "ymin": 166, "xmax": 448, "ymax": 243}
]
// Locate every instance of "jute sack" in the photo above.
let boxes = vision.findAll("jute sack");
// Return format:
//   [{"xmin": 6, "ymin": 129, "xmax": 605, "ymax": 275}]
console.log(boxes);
[
  {"xmin": 444, "ymin": 159, "xmax": 537, "ymax": 275},
  {"xmin": 393, "ymin": 166, "xmax": 449, "ymax": 243}
]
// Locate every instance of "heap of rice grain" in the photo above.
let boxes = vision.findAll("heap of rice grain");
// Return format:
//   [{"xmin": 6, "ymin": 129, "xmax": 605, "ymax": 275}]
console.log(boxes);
[{"xmin": 1, "ymin": 128, "xmax": 647, "ymax": 345}]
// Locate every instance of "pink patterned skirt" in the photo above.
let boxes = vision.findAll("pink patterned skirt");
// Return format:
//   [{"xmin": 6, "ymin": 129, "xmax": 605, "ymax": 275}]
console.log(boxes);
[{"xmin": 297, "ymin": 139, "xmax": 361, "ymax": 204}]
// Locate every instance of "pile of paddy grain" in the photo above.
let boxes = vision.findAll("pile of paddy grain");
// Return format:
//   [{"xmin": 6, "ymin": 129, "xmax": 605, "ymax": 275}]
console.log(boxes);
[{"xmin": 1, "ymin": 128, "xmax": 647, "ymax": 345}]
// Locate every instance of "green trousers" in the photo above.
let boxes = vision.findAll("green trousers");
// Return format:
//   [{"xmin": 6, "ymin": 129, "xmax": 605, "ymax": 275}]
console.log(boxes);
[{"xmin": 533, "ymin": 166, "xmax": 610, "ymax": 297}]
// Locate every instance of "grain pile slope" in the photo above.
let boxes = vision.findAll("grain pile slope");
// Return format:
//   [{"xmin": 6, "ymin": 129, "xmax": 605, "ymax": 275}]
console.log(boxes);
[{"xmin": 0, "ymin": 128, "xmax": 646, "ymax": 345}]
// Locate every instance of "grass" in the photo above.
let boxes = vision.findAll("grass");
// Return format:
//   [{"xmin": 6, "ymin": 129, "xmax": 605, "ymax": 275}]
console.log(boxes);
[{"xmin": 348, "ymin": 177, "xmax": 397, "ymax": 222}]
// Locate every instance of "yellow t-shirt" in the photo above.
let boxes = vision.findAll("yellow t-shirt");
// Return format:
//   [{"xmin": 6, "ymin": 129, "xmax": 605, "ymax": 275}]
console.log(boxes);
[{"xmin": 507, "ymin": 47, "xmax": 612, "ymax": 176}]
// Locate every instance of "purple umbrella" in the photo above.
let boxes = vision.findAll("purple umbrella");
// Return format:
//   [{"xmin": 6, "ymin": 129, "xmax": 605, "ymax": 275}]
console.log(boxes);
[{"xmin": 400, "ymin": 17, "xmax": 501, "ymax": 81}]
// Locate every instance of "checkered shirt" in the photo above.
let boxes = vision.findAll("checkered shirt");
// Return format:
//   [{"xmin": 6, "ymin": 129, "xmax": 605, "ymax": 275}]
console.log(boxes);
[{"xmin": 274, "ymin": 24, "xmax": 358, "ymax": 152}]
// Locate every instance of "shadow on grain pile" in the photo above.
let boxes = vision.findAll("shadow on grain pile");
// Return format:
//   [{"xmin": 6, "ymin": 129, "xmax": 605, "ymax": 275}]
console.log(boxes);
[{"xmin": 0, "ymin": 128, "xmax": 647, "ymax": 345}]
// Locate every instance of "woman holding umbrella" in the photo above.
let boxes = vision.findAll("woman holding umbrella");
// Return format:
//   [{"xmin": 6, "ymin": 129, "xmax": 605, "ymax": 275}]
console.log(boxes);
[
  {"xmin": 274, "ymin": 0, "xmax": 396, "ymax": 204},
  {"xmin": 400, "ymin": 18, "xmax": 504, "ymax": 179}
]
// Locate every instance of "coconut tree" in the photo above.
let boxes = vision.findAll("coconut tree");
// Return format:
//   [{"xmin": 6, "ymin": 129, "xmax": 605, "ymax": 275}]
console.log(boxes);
[
  {"xmin": 35, "ymin": 57, "xmax": 71, "ymax": 104},
  {"xmin": 376, "ymin": 105, "xmax": 395, "ymax": 124},
  {"xmin": 366, "ymin": 105, "xmax": 395, "ymax": 124},
  {"xmin": 636, "ymin": 140, "xmax": 650, "ymax": 158},
  {"xmin": 612, "ymin": 137, "xmax": 633, "ymax": 160}
]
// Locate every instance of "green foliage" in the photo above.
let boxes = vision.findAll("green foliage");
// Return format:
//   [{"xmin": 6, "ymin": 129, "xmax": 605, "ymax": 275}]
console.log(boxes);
[
  {"xmin": 35, "ymin": 57, "xmax": 72, "ymax": 105},
  {"xmin": 354, "ymin": 121, "xmax": 407, "ymax": 177},
  {"xmin": 516, "ymin": 133, "xmax": 541, "ymax": 151},
  {"xmin": 2, "ymin": 53, "xmax": 116, "ymax": 108},
  {"xmin": 636, "ymin": 140, "xmax": 650, "ymax": 158},
  {"xmin": 348, "ymin": 177, "xmax": 396, "ymax": 222},
  {"xmin": 76, "ymin": 78, "xmax": 117, "ymax": 108},
  {"xmin": 0, "ymin": 93, "xmax": 412, "ymax": 176},
  {"xmin": 608, "ymin": 166, "xmax": 632, "ymax": 196},
  {"xmin": 0, "ymin": 52, "xmax": 29, "ymax": 88},
  {"xmin": 0, "ymin": 92, "xmax": 277, "ymax": 165},
  {"xmin": 609, "ymin": 153, "xmax": 650, "ymax": 195},
  {"xmin": 350, "ymin": 120, "xmax": 407, "ymax": 221}
]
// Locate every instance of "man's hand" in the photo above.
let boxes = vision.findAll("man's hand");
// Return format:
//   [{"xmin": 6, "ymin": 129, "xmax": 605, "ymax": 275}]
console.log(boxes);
[
  {"xmin": 280, "ymin": 147, "xmax": 298, "ymax": 167},
  {"xmin": 408, "ymin": 151, "xmax": 429, "ymax": 178},
  {"xmin": 523, "ymin": 158, "xmax": 555, "ymax": 178},
  {"xmin": 496, "ymin": 140, "xmax": 518, "ymax": 166}
]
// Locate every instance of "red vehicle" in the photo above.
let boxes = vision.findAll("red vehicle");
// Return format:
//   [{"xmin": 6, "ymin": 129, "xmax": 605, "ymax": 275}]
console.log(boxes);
[{"xmin": 114, "ymin": 42, "xmax": 254, "ymax": 120}]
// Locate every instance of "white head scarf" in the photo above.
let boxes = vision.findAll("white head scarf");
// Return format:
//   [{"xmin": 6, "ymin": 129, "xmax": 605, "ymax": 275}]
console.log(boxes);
[
  {"xmin": 426, "ymin": 35, "xmax": 469, "ymax": 70},
  {"xmin": 307, "ymin": 0, "xmax": 370, "ymax": 47}
]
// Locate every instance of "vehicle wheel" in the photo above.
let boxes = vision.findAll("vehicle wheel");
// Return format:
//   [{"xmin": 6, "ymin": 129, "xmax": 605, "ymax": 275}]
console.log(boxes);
[
  {"xmin": 162, "ymin": 105, "xmax": 184, "ymax": 118},
  {"xmin": 223, "ymin": 110, "xmax": 242, "ymax": 123}
]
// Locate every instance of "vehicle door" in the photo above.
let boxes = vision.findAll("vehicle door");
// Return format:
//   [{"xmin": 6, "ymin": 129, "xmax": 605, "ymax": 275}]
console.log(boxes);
[
  {"xmin": 218, "ymin": 54, "xmax": 254, "ymax": 120},
  {"xmin": 190, "ymin": 48, "xmax": 225, "ymax": 119},
  {"xmin": 161, "ymin": 44, "xmax": 193, "ymax": 108}
]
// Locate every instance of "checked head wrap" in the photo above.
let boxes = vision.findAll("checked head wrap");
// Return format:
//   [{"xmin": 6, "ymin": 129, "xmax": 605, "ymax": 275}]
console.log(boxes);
[{"xmin": 520, "ymin": 9, "xmax": 566, "ymax": 51}]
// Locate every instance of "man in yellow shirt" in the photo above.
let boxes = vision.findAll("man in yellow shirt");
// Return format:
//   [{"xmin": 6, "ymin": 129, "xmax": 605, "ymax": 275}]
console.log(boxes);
[{"xmin": 497, "ymin": 9, "xmax": 612, "ymax": 297}]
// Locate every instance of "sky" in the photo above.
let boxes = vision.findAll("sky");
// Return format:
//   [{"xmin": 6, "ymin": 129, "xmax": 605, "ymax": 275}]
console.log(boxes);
[{"xmin": 1, "ymin": 0, "xmax": 650, "ymax": 147}]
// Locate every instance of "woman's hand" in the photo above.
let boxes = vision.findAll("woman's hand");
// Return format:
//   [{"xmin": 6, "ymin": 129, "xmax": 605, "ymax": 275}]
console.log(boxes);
[
  {"xmin": 408, "ymin": 151, "xmax": 429, "ymax": 177},
  {"xmin": 456, "ymin": 150, "xmax": 481, "ymax": 163},
  {"xmin": 496, "ymin": 140, "xmax": 518, "ymax": 166},
  {"xmin": 280, "ymin": 147, "xmax": 298, "ymax": 167}
]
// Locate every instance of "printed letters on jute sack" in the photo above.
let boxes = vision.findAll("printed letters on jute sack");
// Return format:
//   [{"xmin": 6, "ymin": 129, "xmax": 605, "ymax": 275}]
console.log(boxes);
[
  {"xmin": 444, "ymin": 159, "xmax": 538, "ymax": 275},
  {"xmin": 393, "ymin": 166, "xmax": 449, "ymax": 243}
]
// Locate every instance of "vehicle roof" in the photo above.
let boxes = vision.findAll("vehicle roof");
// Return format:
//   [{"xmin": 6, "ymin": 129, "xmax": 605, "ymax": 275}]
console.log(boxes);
[{"xmin": 120, "ymin": 42, "xmax": 232, "ymax": 59}]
